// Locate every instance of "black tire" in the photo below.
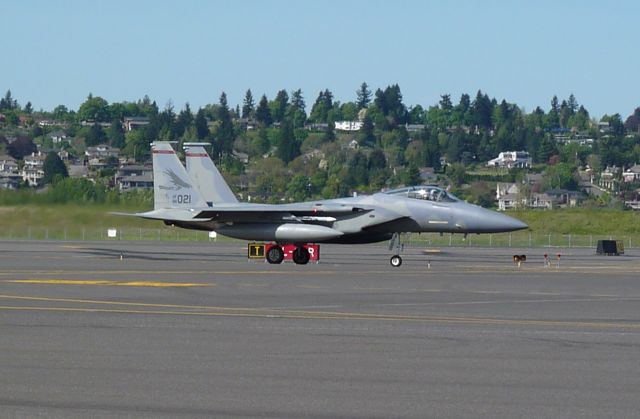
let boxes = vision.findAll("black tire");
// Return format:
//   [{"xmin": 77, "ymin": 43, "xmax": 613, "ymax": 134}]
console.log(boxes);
[
  {"xmin": 266, "ymin": 246, "xmax": 284, "ymax": 264},
  {"xmin": 292, "ymin": 246, "xmax": 310, "ymax": 265},
  {"xmin": 390, "ymin": 255, "xmax": 402, "ymax": 267}
]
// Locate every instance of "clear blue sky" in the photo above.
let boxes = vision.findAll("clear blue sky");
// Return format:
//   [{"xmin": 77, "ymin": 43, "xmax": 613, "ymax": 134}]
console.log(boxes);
[{"xmin": 1, "ymin": 0, "xmax": 638, "ymax": 118}]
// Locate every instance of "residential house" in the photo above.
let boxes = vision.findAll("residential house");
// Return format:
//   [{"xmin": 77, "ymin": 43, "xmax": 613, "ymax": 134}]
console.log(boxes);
[
  {"xmin": 487, "ymin": 151, "xmax": 532, "ymax": 169},
  {"xmin": 419, "ymin": 167, "xmax": 437, "ymax": 183},
  {"xmin": 335, "ymin": 121, "xmax": 363, "ymax": 131},
  {"xmin": 68, "ymin": 164, "xmax": 89, "ymax": 179},
  {"xmin": 85, "ymin": 144, "xmax": 120, "ymax": 169},
  {"xmin": 232, "ymin": 150, "xmax": 249, "ymax": 164},
  {"xmin": 0, "ymin": 173, "xmax": 21, "ymax": 189},
  {"xmin": 49, "ymin": 130, "xmax": 67, "ymax": 144},
  {"xmin": 623, "ymin": 164, "xmax": 640, "ymax": 183},
  {"xmin": 123, "ymin": 116, "xmax": 150, "ymax": 131},
  {"xmin": 305, "ymin": 123, "xmax": 329, "ymax": 131},
  {"xmin": 545, "ymin": 189, "xmax": 583, "ymax": 207},
  {"xmin": 0, "ymin": 155, "xmax": 19, "ymax": 174},
  {"xmin": 405, "ymin": 124, "xmax": 425, "ymax": 133},
  {"xmin": 529, "ymin": 193, "xmax": 555, "ymax": 209},
  {"xmin": 57, "ymin": 150, "xmax": 69, "ymax": 161},
  {"xmin": 496, "ymin": 182, "xmax": 520, "ymax": 200},
  {"xmin": 497, "ymin": 193, "xmax": 521, "ymax": 211},
  {"xmin": 118, "ymin": 173, "xmax": 153, "ymax": 190},
  {"xmin": 22, "ymin": 151, "xmax": 46, "ymax": 186},
  {"xmin": 599, "ymin": 165, "xmax": 620, "ymax": 191},
  {"xmin": 115, "ymin": 164, "xmax": 153, "ymax": 191}
]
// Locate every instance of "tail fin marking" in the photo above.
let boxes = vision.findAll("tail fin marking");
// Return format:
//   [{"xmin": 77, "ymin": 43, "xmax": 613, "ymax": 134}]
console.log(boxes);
[
  {"xmin": 152, "ymin": 142, "xmax": 206, "ymax": 210},
  {"xmin": 184, "ymin": 144, "xmax": 238, "ymax": 205}
]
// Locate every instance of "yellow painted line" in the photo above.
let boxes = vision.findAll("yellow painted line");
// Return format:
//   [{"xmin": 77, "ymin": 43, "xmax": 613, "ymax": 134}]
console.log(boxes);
[
  {"xmin": 0, "ymin": 269, "xmax": 338, "ymax": 276},
  {"xmin": 5, "ymin": 279, "xmax": 211, "ymax": 287},
  {"xmin": 0, "ymin": 294, "xmax": 639, "ymax": 329}
]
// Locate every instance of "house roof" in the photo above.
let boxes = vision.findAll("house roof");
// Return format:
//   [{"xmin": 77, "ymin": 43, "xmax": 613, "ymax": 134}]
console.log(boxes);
[
  {"xmin": 625, "ymin": 164, "xmax": 640, "ymax": 173},
  {"xmin": 498, "ymin": 193, "xmax": 520, "ymax": 201},
  {"xmin": 546, "ymin": 188, "xmax": 582, "ymax": 196}
]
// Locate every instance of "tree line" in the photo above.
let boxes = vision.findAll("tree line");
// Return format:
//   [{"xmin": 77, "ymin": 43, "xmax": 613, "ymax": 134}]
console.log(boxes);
[{"xmin": 2, "ymin": 86, "xmax": 640, "ymax": 204}]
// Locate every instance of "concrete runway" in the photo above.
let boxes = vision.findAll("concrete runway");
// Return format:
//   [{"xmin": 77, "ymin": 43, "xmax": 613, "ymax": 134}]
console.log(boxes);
[{"xmin": 0, "ymin": 240, "xmax": 639, "ymax": 418}]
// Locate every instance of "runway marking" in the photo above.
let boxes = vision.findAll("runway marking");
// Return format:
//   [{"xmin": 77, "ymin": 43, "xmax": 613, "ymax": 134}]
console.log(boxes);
[
  {"xmin": 0, "ymin": 269, "xmax": 339, "ymax": 276},
  {"xmin": 4, "ymin": 279, "xmax": 211, "ymax": 287},
  {"xmin": 0, "ymin": 294, "xmax": 639, "ymax": 330}
]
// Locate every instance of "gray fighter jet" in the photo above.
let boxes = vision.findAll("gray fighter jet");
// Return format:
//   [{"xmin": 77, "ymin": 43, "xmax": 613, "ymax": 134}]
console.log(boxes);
[{"xmin": 129, "ymin": 142, "xmax": 527, "ymax": 266}]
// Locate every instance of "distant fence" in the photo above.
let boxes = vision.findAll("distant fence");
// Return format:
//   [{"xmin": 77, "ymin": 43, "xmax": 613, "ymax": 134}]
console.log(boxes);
[{"xmin": 0, "ymin": 227, "xmax": 637, "ymax": 249}]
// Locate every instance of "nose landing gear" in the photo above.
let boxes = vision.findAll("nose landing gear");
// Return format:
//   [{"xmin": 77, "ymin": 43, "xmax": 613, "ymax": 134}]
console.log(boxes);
[
  {"xmin": 390, "ymin": 254, "xmax": 403, "ymax": 267},
  {"xmin": 388, "ymin": 232, "xmax": 404, "ymax": 268}
]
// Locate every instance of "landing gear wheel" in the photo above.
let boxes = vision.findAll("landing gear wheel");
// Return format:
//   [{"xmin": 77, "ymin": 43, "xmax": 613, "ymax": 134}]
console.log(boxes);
[
  {"xmin": 390, "ymin": 255, "xmax": 403, "ymax": 267},
  {"xmin": 292, "ymin": 246, "xmax": 310, "ymax": 265},
  {"xmin": 266, "ymin": 246, "xmax": 284, "ymax": 264}
]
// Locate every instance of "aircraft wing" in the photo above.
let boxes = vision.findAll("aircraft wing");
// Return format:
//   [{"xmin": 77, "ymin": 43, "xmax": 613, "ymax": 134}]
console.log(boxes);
[{"xmin": 194, "ymin": 202, "xmax": 374, "ymax": 222}]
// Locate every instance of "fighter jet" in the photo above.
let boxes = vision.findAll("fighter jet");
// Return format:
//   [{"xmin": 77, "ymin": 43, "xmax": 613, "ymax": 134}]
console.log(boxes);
[{"xmin": 128, "ymin": 142, "xmax": 527, "ymax": 267}]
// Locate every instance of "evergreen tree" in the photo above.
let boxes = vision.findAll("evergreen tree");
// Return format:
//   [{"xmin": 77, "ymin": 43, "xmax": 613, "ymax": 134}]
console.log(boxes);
[
  {"xmin": 347, "ymin": 152, "xmax": 368, "ymax": 186},
  {"xmin": 255, "ymin": 94, "xmax": 272, "ymax": 126},
  {"xmin": 309, "ymin": 90, "xmax": 334, "ymax": 123},
  {"xmin": 624, "ymin": 107, "xmax": 640, "ymax": 133},
  {"xmin": 0, "ymin": 90, "xmax": 17, "ymax": 110},
  {"xmin": 195, "ymin": 108, "xmax": 209, "ymax": 140},
  {"xmin": 356, "ymin": 82, "xmax": 371, "ymax": 110},
  {"xmin": 42, "ymin": 152, "xmax": 68, "ymax": 184},
  {"xmin": 537, "ymin": 135, "xmax": 557, "ymax": 163},
  {"xmin": 175, "ymin": 103, "xmax": 194, "ymax": 138},
  {"xmin": 289, "ymin": 89, "xmax": 307, "ymax": 127},
  {"xmin": 546, "ymin": 95, "xmax": 560, "ymax": 129},
  {"xmin": 375, "ymin": 84, "xmax": 407, "ymax": 128},
  {"xmin": 108, "ymin": 119, "xmax": 125, "ymax": 149},
  {"xmin": 86, "ymin": 122, "xmax": 107, "ymax": 146},
  {"xmin": 214, "ymin": 92, "xmax": 234, "ymax": 156},
  {"xmin": 241, "ymin": 89, "xmax": 255, "ymax": 119},
  {"xmin": 567, "ymin": 93, "xmax": 578, "ymax": 113},
  {"xmin": 358, "ymin": 114, "xmax": 375, "ymax": 146},
  {"xmin": 256, "ymin": 125, "xmax": 271, "ymax": 155},
  {"xmin": 24, "ymin": 101, "xmax": 33, "ymax": 114},
  {"xmin": 276, "ymin": 118, "xmax": 299, "ymax": 163},
  {"xmin": 401, "ymin": 164, "xmax": 421, "ymax": 186},
  {"xmin": 368, "ymin": 148, "xmax": 387, "ymax": 170},
  {"xmin": 271, "ymin": 89, "xmax": 289, "ymax": 123},
  {"xmin": 471, "ymin": 90, "xmax": 493, "ymax": 129}
]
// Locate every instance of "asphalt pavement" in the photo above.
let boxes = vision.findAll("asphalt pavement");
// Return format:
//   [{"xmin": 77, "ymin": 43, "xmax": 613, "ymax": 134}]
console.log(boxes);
[{"xmin": 1, "ymin": 240, "xmax": 639, "ymax": 418}]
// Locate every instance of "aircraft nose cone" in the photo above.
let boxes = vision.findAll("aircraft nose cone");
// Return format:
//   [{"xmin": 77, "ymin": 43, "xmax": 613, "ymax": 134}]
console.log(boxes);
[
  {"xmin": 455, "ymin": 205, "xmax": 528, "ymax": 233},
  {"xmin": 498, "ymin": 213, "xmax": 528, "ymax": 232}
]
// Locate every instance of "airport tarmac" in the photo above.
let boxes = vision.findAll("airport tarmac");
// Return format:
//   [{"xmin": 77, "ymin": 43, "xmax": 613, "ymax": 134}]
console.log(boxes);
[{"xmin": 0, "ymin": 240, "xmax": 639, "ymax": 418}]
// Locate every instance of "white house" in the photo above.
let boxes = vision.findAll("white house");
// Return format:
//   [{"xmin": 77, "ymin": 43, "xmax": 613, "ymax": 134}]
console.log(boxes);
[
  {"xmin": 623, "ymin": 164, "xmax": 640, "ymax": 183},
  {"xmin": 487, "ymin": 151, "xmax": 532, "ymax": 169},
  {"xmin": 22, "ymin": 151, "xmax": 46, "ymax": 186},
  {"xmin": 335, "ymin": 121, "xmax": 363, "ymax": 132}
]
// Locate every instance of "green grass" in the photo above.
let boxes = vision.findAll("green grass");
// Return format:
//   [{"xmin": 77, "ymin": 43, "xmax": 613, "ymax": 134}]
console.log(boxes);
[
  {"xmin": 0, "ymin": 204, "xmax": 638, "ymax": 246},
  {"xmin": 509, "ymin": 208, "xmax": 640, "ymax": 235}
]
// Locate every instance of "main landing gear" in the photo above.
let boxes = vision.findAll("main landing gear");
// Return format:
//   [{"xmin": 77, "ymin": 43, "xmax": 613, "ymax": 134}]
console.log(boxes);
[
  {"xmin": 266, "ymin": 245, "xmax": 285, "ymax": 264},
  {"xmin": 264, "ymin": 244, "xmax": 315, "ymax": 265}
]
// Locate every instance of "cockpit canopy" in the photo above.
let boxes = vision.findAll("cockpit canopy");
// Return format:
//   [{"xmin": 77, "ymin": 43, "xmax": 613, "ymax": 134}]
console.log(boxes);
[{"xmin": 384, "ymin": 185, "xmax": 459, "ymax": 202}]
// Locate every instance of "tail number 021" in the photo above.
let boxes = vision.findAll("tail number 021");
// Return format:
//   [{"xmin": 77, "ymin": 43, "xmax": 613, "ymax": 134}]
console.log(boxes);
[{"xmin": 173, "ymin": 194, "xmax": 192, "ymax": 204}]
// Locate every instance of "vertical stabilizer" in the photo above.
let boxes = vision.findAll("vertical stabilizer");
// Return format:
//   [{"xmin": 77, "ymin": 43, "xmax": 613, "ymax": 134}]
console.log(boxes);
[
  {"xmin": 184, "ymin": 143, "xmax": 238, "ymax": 205},
  {"xmin": 152, "ymin": 142, "xmax": 206, "ymax": 210}
]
